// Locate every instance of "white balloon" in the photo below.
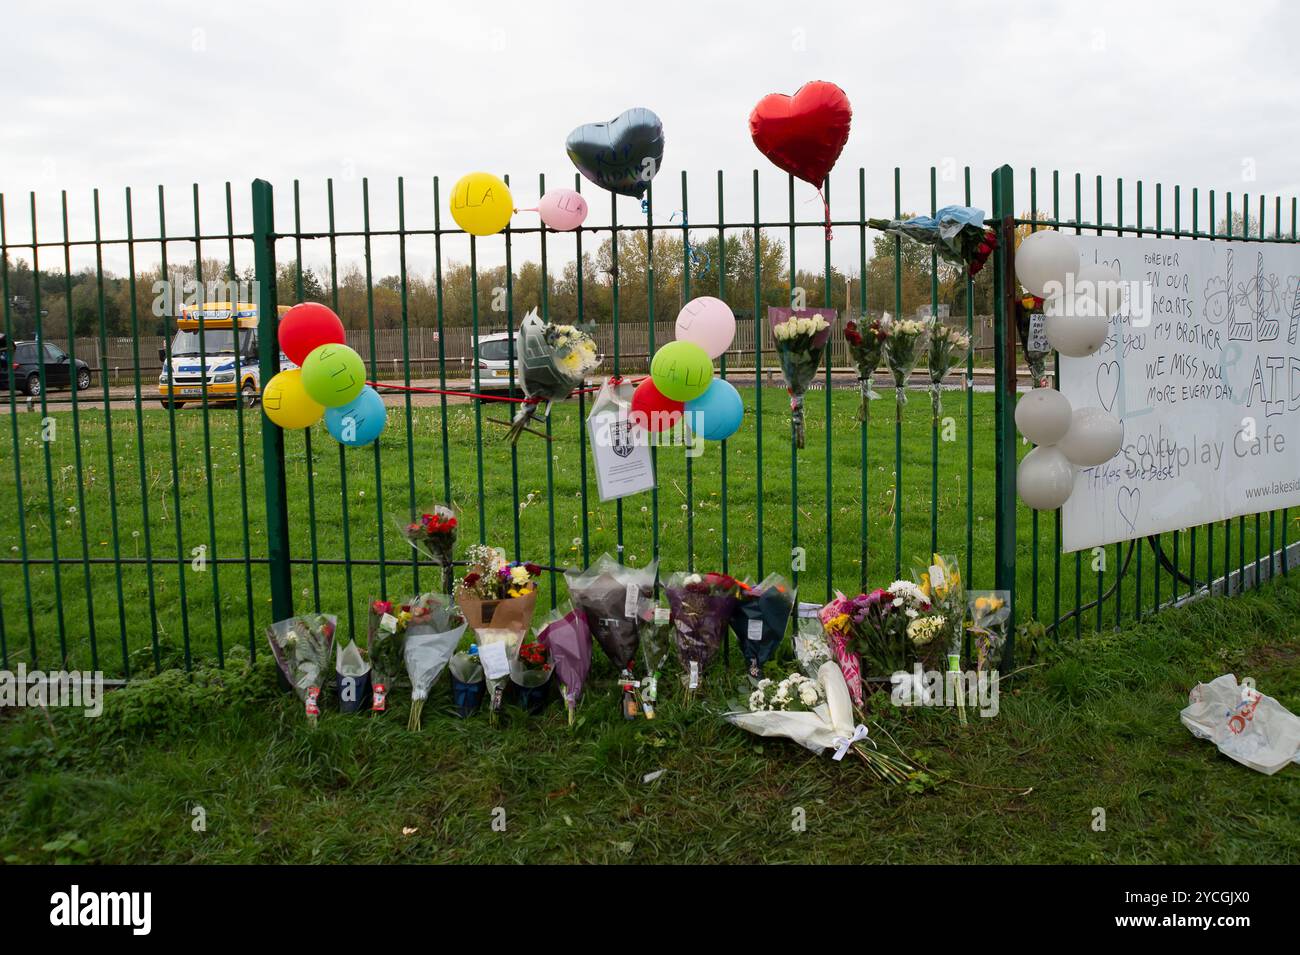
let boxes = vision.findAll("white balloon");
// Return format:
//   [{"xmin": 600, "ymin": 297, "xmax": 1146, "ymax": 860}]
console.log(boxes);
[
  {"xmin": 1074, "ymin": 263, "xmax": 1123, "ymax": 316},
  {"xmin": 1017, "ymin": 445, "xmax": 1075, "ymax": 510},
  {"xmin": 1015, "ymin": 230, "xmax": 1080, "ymax": 298},
  {"xmin": 1014, "ymin": 388, "xmax": 1073, "ymax": 445},
  {"xmin": 1058, "ymin": 407, "xmax": 1124, "ymax": 466},
  {"xmin": 1044, "ymin": 292, "xmax": 1109, "ymax": 357}
]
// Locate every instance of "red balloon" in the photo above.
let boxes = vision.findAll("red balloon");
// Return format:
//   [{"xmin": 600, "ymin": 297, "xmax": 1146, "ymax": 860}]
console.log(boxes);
[
  {"xmin": 279, "ymin": 303, "xmax": 346, "ymax": 366},
  {"xmin": 630, "ymin": 378, "xmax": 684, "ymax": 433},
  {"xmin": 748, "ymin": 80, "xmax": 852, "ymax": 187}
]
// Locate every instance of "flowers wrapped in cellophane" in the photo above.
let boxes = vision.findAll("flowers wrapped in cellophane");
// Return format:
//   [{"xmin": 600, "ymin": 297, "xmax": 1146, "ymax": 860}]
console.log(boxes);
[
  {"xmin": 926, "ymin": 323, "xmax": 971, "ymax": 419},
  {"xmin": 729, "ymin": 572, "xmax": 794, "ymax": 679},
  {"xmin": 398, "ymin": 504, "xmax": 458, "ymax": 592},
  {"xmin": 475, "ymin": 627, "xmax": 525, "ymax": 723},
  {"xmin": 793, "ymin": 601, "xmax": 834, "ymax": 679},
  {"xmin": 266, "ymin": 613, "xmax": 337, "ymax": 726},
  {"xmin": 538, "ymin": 604, "xmax": 592, "ymax": 726},
  {"xmin": 867, "ymin": 206, "xmax": 998, "ymax": 277},
  {"xmin": 967, "ymin": 590, "xmax": 1011, "ymax": 673},
  {"xmin": 403, "ymin": 593, "xmax": 466, "ymax": 730},
  {"xmin": 367, "ymin": 598, "xmax": 408, "ymax": 713},
  {"xmin": 563, "ymin": 554, "xmax": 658, "ymax": 673},
  {"xmin": 1015, "ymin": 292, "xmax": 1052, "ymax": 389},
  {"xmin": 818, "ymin": 594, "xmax": 866, "ymax": 706},
  {"xmin": 505, "ymin": 309, "xmax": 601, "ymax": 443},
  {"xmin": 844, "ymin": 318, "xmax": 888, "ymax": 422},
  {"xmin": 637, "ymin": 597, "xmax": 673, "ymax": 720},
  {"xmin": 665, "ymin": 571, "xmax": 745, "ymax": 703},
  {"xmin": 881, "ymin": 315, "xmax": 930, "ymax": 409},
  {"xmin": 768, "ymin": 307, "xmax": 834, "ymax": 449}
]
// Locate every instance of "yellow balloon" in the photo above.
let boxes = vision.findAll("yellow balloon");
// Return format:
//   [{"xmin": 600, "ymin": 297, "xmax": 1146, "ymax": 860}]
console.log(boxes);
[
  {"xmin": 262, "ymin": 368, "xmax": 324, "ymax": 430},
  {"xmin": 450, "ymin": 172, "xmax": 514, "ymax": 236}
]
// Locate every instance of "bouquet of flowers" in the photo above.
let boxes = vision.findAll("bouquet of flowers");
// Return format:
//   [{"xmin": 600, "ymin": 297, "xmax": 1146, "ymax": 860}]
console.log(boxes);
[
  {"xmin": 367, "ymin": 598, "xmax": 408, "ymax": 713},
  {"xmin": 768, "ymin": 307, "xmax": 834, "ymax": 449},
  {"xmin": 476, "ymin": 627, "xmax": 525, "ymax": 723},
  {"xmin": 926, "ymin": 323, "xmax": 971, "ymax": 418},
  {"xmin": 818, "ymin": 594, "xmax": 866, "ymax": 705},
  {"xmin": 917, "ymin": 553, "xmax": 966, "ymax": 719},
  {"xmin": 399, "ymin": 505, "xmax": 458, "ymax": 592},
  {"xmin": 449, "ymin": 648, "xmax": 486, "ymax": 718},
  {"xmin": 867, "ymin": 206, "xmax": 998, "ymax": 276},
  {"xmin": 967, "ymin": 590, "xmax": 1011, "ymax": 672},
  {"xmin": 793, "ymin": 601, "xmax": 834, "ymax": 678},
  {"xmin": 538, "ymin": 605, "xmax": 592, "ymax": 726},
  {"xmin": 882, "ymin": 315, "xmax": 930, "ymax": 410},
  {"xmin": 637, "ymin": 599, "xmax": 673, "ymax": 720},
  {"xmin": 665, "ymin": 571, "xmax": 745, "ymax": 703},
  {"xmin": 563, "ymin": 554, "xmax": 658, "ymax": 673},
  {"xmin": 266, "ymin": 613, "xmax": 337, "ymax": 726},
  {"xmin": 403, "ymin": 592, "xmax": 467, "ymax": 730},
  {"xmin": 505, "ymin": 309, "xmax": 601, "ymax": 443},
  {"xmin": 1016, "ymin": 292, "xmax": 1051, "ymax": 389},
  {"xmin": 726, "ymin": 661, "xmax": 923, "ymax": 783},
  {"xmin": 844, "ymin": 317, "xmax": 888, "ymax": 422},
  {"xmin": 729, "ymin": 572, "xmax": 794, "ymax": 679},
  {"xmin": 843, "ymin": 581, "xmax": 934, "ymax": 677},
  {"xmin": 510, "ymin": 636, "xmax": 554, "ymax": 715},
  {"xmin": 455, "ymin": 543, "xmax": 539, "ymax": 634}
]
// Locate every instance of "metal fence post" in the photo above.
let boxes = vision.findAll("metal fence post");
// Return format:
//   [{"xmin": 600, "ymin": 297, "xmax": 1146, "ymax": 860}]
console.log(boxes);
[
  {"xmin": 252, "ymin": 179, "xmax": 293, "ymax": 624},
  {"xmin": 991, "ymin": 164, "xmax": 1018, "ymax": 669}
]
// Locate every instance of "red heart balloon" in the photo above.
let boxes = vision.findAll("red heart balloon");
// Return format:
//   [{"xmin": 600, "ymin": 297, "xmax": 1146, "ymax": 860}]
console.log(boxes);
[{"xmin": 748, "ymin": 81, "xmax": 852, "ymax": 187}]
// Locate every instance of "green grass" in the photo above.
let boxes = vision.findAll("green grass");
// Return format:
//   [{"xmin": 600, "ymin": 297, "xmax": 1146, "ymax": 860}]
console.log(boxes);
[
  {"xmin": 0, "ymin": 385, "xmax": 1288, "ymax": 676},
  {"xmin": 2, "ymin": 574, "xmax": 1299, "ymax": 864}
]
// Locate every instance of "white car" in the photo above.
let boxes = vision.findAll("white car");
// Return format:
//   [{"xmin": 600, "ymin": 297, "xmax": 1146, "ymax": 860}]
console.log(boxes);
[{"xmin": 474, "ymin": 332, "xmax": 523, "ymax": 392}]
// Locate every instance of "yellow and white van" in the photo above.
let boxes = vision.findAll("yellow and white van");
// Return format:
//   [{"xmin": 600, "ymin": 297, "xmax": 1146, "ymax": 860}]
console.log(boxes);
[{"xmin": 158, "ymin": 302, "xmax": 292, "ymax": 408}]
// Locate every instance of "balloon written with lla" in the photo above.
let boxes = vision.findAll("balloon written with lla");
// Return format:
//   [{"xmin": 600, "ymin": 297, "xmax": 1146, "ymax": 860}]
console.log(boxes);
[
  {"xmin": 674, "ymin": 296, "xmax": 736, "ymax": 360},
  {"xmin": 537, "ymin": 188, "xmax": 589, "ymax": 231},
  {"xmin": 300, "ymin": 343, "xmax": 367, "ymax": 408},
  {"xmin": 450, "ymin": 172, "xmax": 514, "ymax": 236},
  {"xmin": 650, "ymin": 340, "xmax": 713, "ymax": 402},
  {"xmin": 262, "ymin": 368, "xmax": 324, "ymax": 430},
  {"xmin": 325, "ymin": 385, "xmax": 387, "ymax": 447}
]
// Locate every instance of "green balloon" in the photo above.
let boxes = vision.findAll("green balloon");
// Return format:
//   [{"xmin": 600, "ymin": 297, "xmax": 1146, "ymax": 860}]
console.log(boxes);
[
  {"xmin": 650, "ymin": 341, "xmax": 713, "ymax": 402},
  {"xmin": 300, "ymin": 343, "xmax": 366, "ymax": 408}
]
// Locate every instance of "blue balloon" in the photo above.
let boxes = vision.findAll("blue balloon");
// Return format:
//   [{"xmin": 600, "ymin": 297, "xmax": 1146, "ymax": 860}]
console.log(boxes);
[
  {"xmin": 325, "ymin": 385, "xmax": 387, "ymax": 447},
  {"xmin": 685, "ymin": 379, "xmax": 743, "ymax": 441}
]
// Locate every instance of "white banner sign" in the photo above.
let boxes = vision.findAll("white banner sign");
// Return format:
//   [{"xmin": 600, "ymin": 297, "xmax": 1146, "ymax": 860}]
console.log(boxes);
[{"xmin": 1060, "ymin": 235, "xmax": 1300, "ymax": 552}]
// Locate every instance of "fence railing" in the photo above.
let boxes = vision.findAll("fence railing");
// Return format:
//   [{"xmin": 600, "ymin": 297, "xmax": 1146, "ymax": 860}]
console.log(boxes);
[{"xmin": 0, "ymin": 165, "xmax": 1295, "ymax": 680}]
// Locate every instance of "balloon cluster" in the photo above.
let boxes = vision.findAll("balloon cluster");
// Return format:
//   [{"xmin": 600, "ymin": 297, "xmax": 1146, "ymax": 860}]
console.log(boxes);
[
  {"xmin": 1012, "ymin": 232, "xmax": 1124, "ymax": 510},
  {"xmin": 633, "ymin": 297, "xmax": 743, "ymax": 442},
  {"xmin": 262, "ymin": 303, "xmax": 387, "ymax": 448}
]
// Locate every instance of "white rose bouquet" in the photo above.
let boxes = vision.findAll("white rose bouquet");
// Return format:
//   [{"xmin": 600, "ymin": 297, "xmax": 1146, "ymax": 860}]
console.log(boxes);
[
  {"xmin": 881, "ymin": 315, "xmax": 930, "ymax": 412},
  {"xmin": 747, "ymin": 671, "xmax": 825, "ymax": 713},
  {"xmin": 768, "ymin": 307, "xmax": 835, "ymax": 449},
  {"xmin": 926, "ymin": 323, "xmax": 970, "ymax": 419}
]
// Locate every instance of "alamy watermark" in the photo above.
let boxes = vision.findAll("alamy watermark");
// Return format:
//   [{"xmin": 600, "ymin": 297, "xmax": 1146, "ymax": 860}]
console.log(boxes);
[
  {"xmin": 890, "ymin": 665, "xmax": 1000, "ymax": 717},
  {"xmin": 0, "ymin": 665, "xmax": 104, "ymax": 717}
]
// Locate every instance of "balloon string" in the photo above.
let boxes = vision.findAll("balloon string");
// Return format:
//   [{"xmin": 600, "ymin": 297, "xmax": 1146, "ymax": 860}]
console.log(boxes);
[
  {"xmin": 818, "ymin": 187, "xmax": 833, "ymax": 241},
  {"xmin": 514, "ymin": 207, "xmax": 539, "ymax": 213},
  {"xmin": 367, "ymin": 376, "xmax": 646, "ymax": 403}
]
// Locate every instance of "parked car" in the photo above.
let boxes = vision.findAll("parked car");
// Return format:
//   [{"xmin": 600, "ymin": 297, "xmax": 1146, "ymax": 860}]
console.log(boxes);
[
  {"xmin": 0, "ymin": 338, "xmax": 92, "ymax": 396},
  {"xmin": 474, "ymin": 331, "xmax": 523, "ymax": 393}
]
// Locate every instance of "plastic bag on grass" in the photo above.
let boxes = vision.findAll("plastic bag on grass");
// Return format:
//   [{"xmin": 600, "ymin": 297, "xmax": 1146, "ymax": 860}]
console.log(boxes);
[{"xmin": 1180, "ymin": 673, "xmax": 1300, "ymax": 775}]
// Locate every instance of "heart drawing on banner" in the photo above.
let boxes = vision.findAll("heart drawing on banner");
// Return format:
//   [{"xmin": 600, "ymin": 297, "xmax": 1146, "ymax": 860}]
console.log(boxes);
[
  {"xmin": 748, "ymin": 81, "xmax": 852, "ymax": 187},
  {"xmin": 1117, "ymin": 486, "xmax": 1141, "ymax": 533},
  {"xmin": 1096, "ymin": 360, "xmax": 1121, "ymax": 412}
]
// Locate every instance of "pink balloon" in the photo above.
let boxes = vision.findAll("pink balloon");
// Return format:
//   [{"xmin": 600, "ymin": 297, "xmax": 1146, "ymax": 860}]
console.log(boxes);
[
  {"xmin": 537, "ymin": 188, "xmax": 588, "ymax": 231},
  {"xmin": 674, "ymin": 296, "xmax": 736, "ymax": 359}
]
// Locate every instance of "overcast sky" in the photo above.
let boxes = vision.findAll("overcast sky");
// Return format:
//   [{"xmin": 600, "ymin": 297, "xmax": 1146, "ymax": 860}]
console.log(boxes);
[{"xmin": 3, "ymin": 0, "xmax": 1298, "ymax": 285}]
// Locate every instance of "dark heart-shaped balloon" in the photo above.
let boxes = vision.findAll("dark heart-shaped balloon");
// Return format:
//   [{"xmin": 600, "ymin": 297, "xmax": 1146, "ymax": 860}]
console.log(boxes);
[
  {"xmin": 749, "ymin": 81, "xmax": 852, "ymax": 187},
  {"xmin": 565, "ymin": 107, "xmax": 665, "ymax": 199}
]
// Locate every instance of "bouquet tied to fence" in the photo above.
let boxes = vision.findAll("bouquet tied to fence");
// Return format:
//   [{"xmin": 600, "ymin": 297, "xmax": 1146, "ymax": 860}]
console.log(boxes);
[
  {"xmin": 665, "ymin": 571, "xmax": 745, "ymax": 703},
  {"xmin": 266, "ymin": 613, "xmax": 337, "ymax": 726},
  {"xmin": 729, "ymin": 572, "xmax": 794, "ymax": 679},
  {"xmin": 881, "ymin": 315, "xmax": 930, "ymax": 410},
  {"xmin": 926, "ymin": 323, "xmax": 971, "ymax": 419},
  {"xmin": 867, "ymin": 205, "xmax": 997, "ymax": 276},
  {"xmin": 454, "ymin": 543, "xmax": 539, "ymax": 634},
  {"xmin": 399, "ymin": 505, "xmax": 458, "ymax": 592},
  {"xmin": 1015, "ymin": 292, "xmax": 1051, "ymax": 389},
  {"xmin": 403, "ymin": 592, "xmax": 467, "ymax": 730},
  {"xmin": 844, "ymin": 318, "xmax": 888, "ymax": 422},
  {"xmin": 768, "ymin": 307, "xmax": 834, "ymax": 449},
  {"xmin": 504, "ymin": 309, "xmax": 601, "ymax": 443}
]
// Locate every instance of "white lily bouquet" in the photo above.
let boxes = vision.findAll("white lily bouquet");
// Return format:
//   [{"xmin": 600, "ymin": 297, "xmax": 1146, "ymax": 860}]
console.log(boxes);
[
  {"xmin": 768, "ymin": 307, "xmax": 835, "ymax": 449},
  {"xmin": 882, "ymin": 315, "xmax": 930, "ymax": 412},
  {"xmin": 926, "ymin": 323, "xmax": 971, "ymax": 419},
  {"xmin": 505, "ymin": 309, "xmax": 601, "ymax": 443}
]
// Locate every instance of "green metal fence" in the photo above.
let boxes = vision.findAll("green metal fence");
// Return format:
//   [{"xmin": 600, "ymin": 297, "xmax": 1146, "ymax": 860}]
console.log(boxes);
[{"xmin": 1, "ymin": 164, "xmax": 1296, "ymax": 679}]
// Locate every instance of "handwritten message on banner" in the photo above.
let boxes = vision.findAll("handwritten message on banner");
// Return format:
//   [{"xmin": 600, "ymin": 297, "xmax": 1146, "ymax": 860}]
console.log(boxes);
[{"xmin": 1060, "ymin": 236, "xmax": 1300, "ymax": 552}]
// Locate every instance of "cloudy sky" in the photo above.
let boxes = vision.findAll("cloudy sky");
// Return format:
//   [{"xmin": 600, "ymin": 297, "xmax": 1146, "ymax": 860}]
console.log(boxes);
[{"xmin": 3, "ymin": 0, "xmax": 1297, "ymax": 282}]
